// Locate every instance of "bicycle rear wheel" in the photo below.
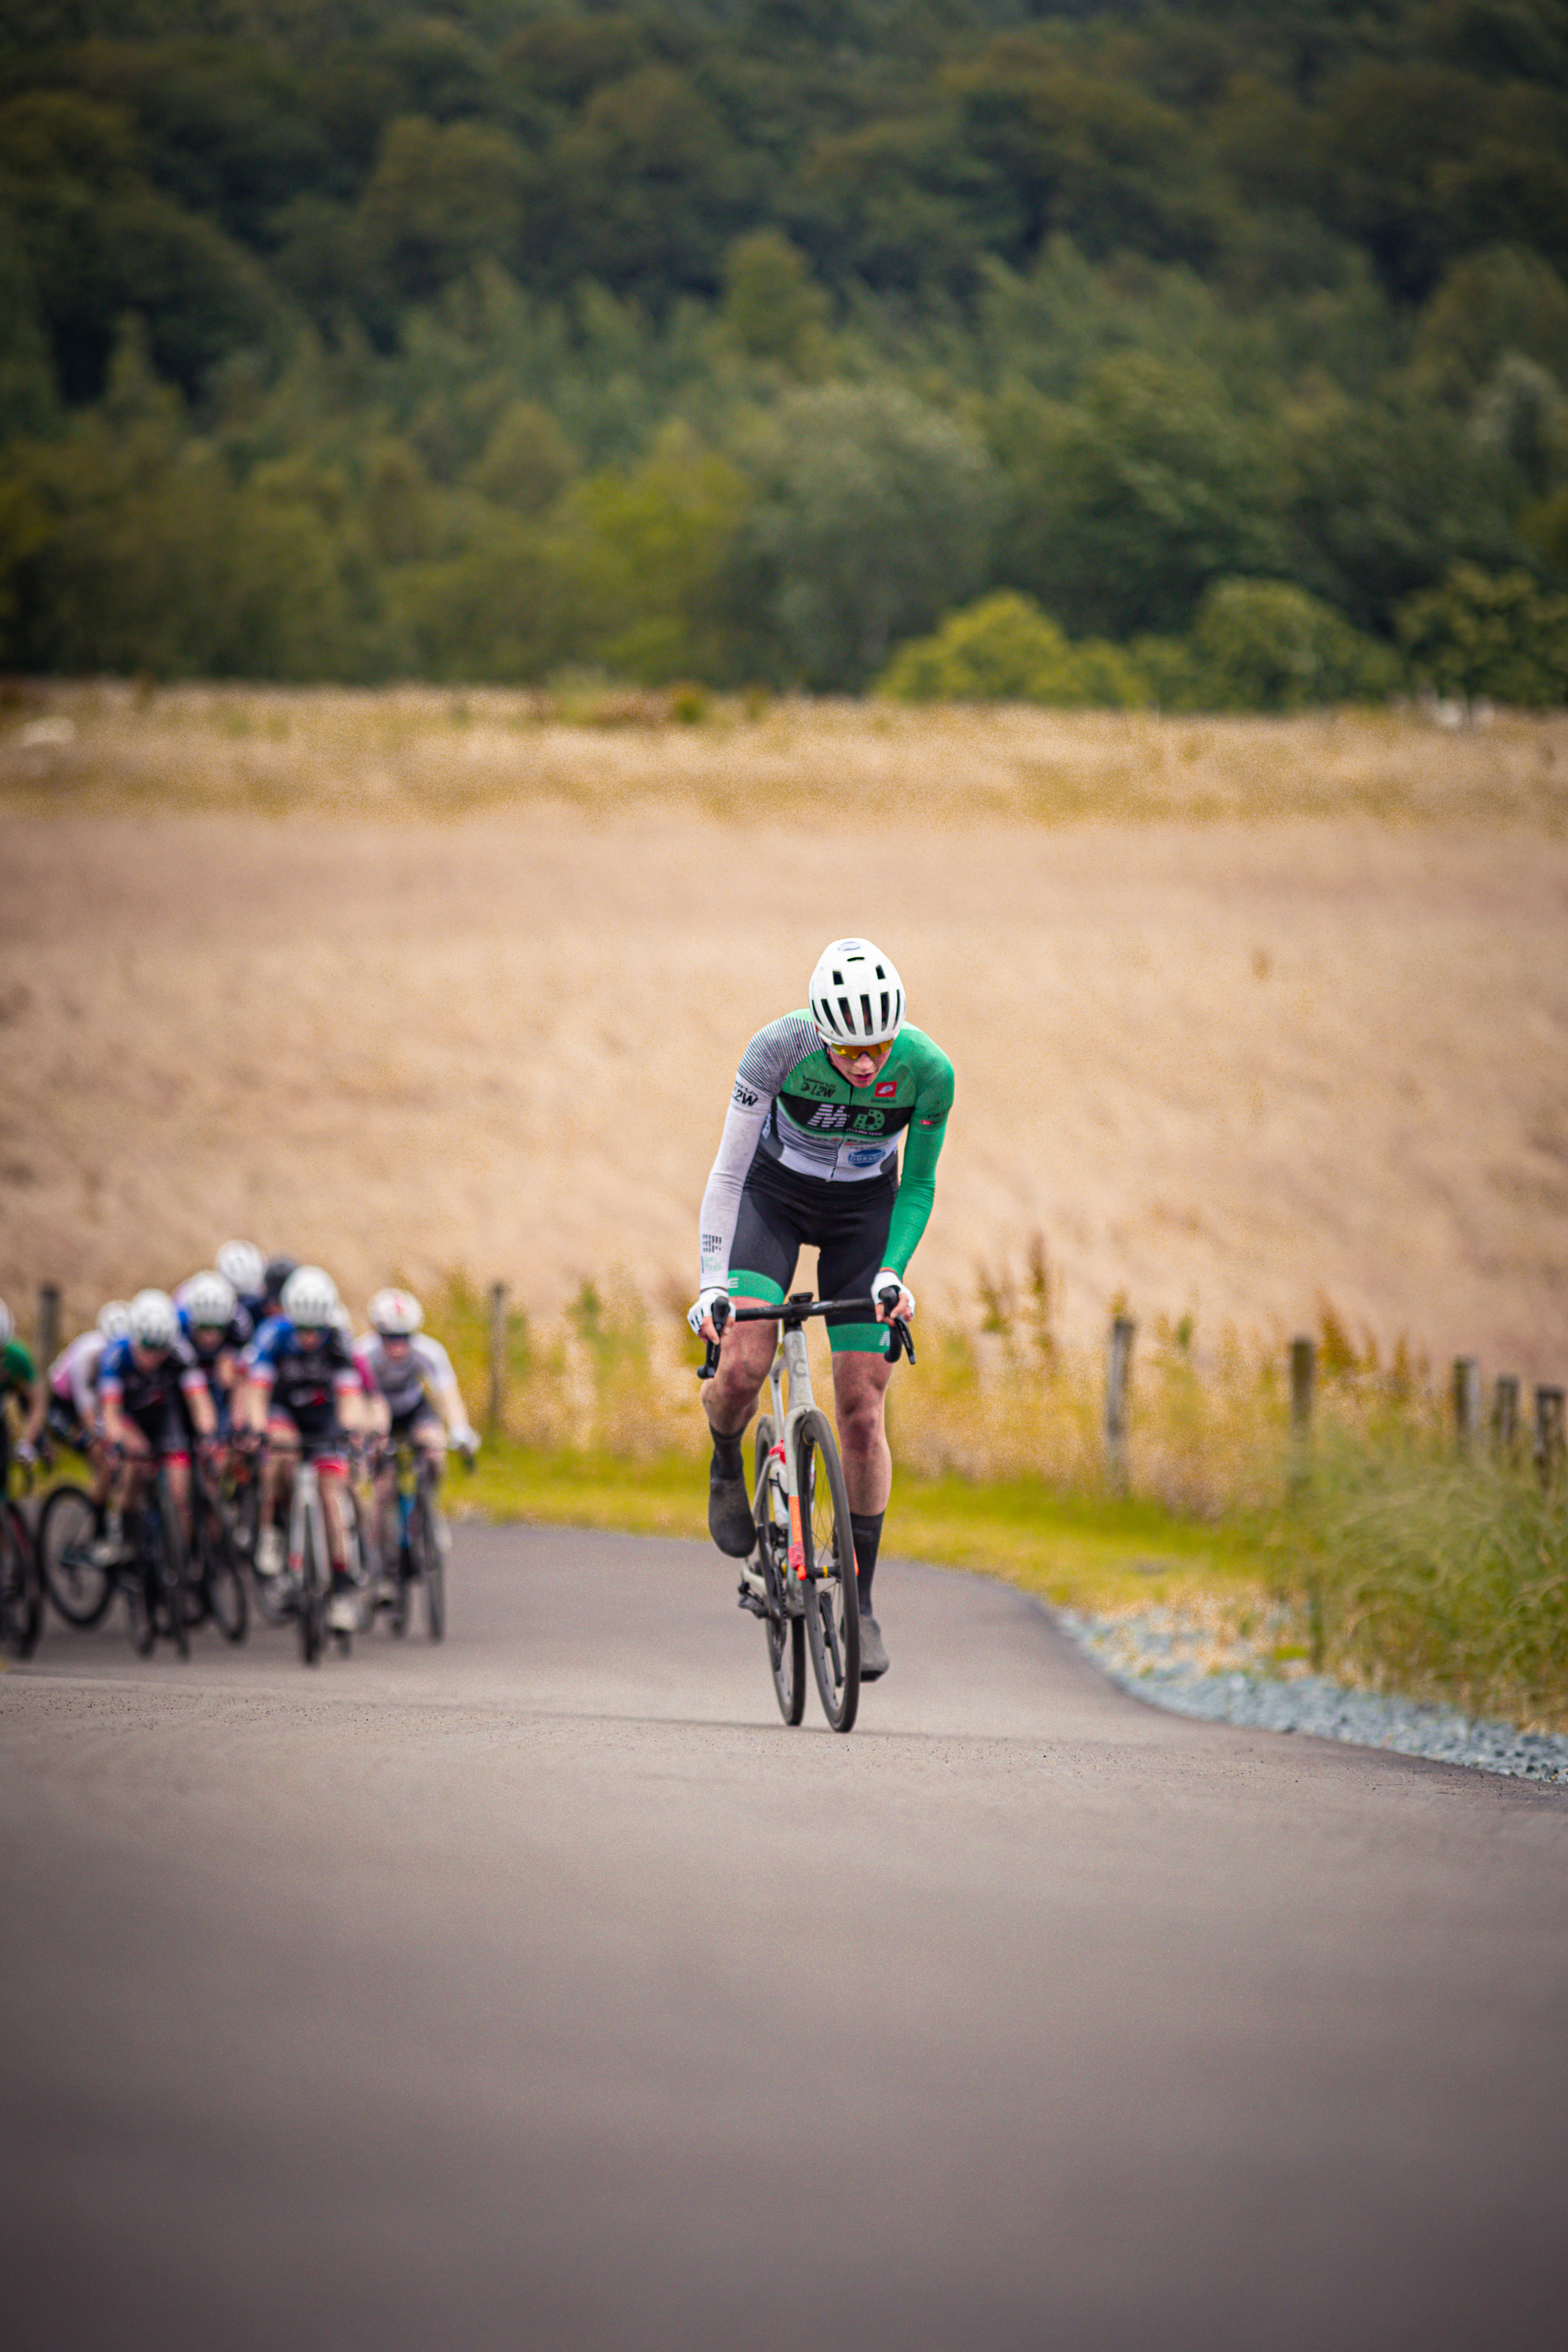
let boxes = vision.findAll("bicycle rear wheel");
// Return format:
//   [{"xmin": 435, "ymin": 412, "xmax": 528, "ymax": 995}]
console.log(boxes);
[
  {"xmin": 797, "ymin": 1407, "xmax": 859, "ymax": 1733},
  {"xmin": 412, "ymin": 1488, "xmax": 445, "ymax": 1642},
  {"xmin": 0, "ymin": 1503, "xmax": 44, "ymax": 1659},
  {"xmin": 39, "ymin": 1483, "xmax": 113, "ymax": 1628},
  {"xmin": 754, "ymin": 1417, "xmax": 804, "ymax": 1726}
]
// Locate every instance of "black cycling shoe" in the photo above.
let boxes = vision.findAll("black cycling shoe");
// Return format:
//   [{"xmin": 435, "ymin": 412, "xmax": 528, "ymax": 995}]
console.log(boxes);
[
  {"xmin": 858, "ymin": 1610, "xmax": 889, "ymax": 1681},
  {"xmin": 708, "ymin": 1465, "xmax": 756, "ymax": 1558}
]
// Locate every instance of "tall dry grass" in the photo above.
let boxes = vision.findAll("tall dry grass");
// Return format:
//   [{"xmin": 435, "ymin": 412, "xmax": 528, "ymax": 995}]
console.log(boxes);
[{"xmin": 424, "ymin": 1268, "xmax": 1568, "ymax": 1728}]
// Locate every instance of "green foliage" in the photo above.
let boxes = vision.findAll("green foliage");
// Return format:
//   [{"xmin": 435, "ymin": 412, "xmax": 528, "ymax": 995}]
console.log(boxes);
[
  {"xmin": 752, "ymin": 385, "xmax": 997, "ymax": 688},
  {"xmin": 1396, "ymin": 563, "xmax": 1568, "ymax": 705},
  {"xmin": 1166, "ymin": 578, "xmax": 1401, "ymax": 713},
  {"xmin": 880, "ymin": 592, "xmax": 1147, "ymax": 708},
  {"xmin": 2, "ymin": 5, "xmax": 1567, "ymax": 701}
]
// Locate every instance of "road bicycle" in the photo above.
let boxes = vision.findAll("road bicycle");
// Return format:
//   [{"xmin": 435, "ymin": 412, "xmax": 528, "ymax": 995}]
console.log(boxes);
[
  {"xmin": 122, "ymin": 1463, "xmax": 194, "ymax": 1661},
  {"xmin": 0, "ymin": 1454, "xmax": 45, "ymax": 1660},
  {"xmin": 700, "ymin": 1288, "xmax": 913, "ymax": 1735},
  {"xmin": 369, "ymin": 1436, "xmax": 467, "ymax": 1642},
  {"xmin": 187, "ymin": 1452, "xmax": 249, "ymax": 1643},
  {"xmin": 278, "ymin": 1450, "xmax": 367, "ymax": 1664}
]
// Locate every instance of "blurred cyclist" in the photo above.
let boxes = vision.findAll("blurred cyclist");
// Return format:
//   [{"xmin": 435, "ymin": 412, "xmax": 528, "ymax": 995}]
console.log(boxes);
[
  {"xmin": 96, "ymin": 1289, "xmax": 217, "ymax": 1563},
  {"xmin": 241, "ymin": 1265, "xmax": 364, "ymax": 1634},
  {"xmin": 216, "ymin": 1240, "xmax": 267, "ymax": 1329},
  {"xmin": 354, "ymin": 1288, "xmax": 479, "ymax": 1573},
  {"xmin": 46, "ymin": 1300, "xmax": 131, "ymax": 1526},
  {"xmin": 175, "ymin": 1269, "xmax": 252, "ymax": 1437},
  {"xmin": 0, "ymin": 1298, "xmax": 47, "ymax": 1485}
]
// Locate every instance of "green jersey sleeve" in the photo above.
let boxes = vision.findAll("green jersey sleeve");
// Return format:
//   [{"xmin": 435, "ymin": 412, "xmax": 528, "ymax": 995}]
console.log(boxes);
[
  {"xmin": 2, "ymin": 1338, "xmax": 37, "ymax": 1393},
  {"xmin": 884, "ymin": 1034, "xmax": 953, "ymax": 1278}
]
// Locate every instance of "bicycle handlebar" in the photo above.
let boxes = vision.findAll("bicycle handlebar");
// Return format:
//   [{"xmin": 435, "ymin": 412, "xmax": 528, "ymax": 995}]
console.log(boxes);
[{"xmin": 698, "ymin": 1288, "xmax": 916, "ymax": 1380}]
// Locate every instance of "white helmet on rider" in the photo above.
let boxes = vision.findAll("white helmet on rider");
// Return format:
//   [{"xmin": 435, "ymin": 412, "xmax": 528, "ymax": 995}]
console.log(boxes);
[
  {"xmin": 129, "ymin": 1289, "xmax": 177, "ymax": 1351},
  {"xmin": 0, "ymin": 1299, "xmax": 13, "ymax": 1346},
  {"xmin": 97, "ymin": 1300, "xmax": 132, "ymax": 1340},
  {"xmin": 183, "ymin": 1270, "xmax": 236, "ymax": 1330},
  {"xmin": 281, "ymin": 1265, "xmax": 339, "ymax": 1330},
  {"xmin": 216, "ymin": 1240, "xmax": 265, "ymax": 1297},
  {"xmin": 368, "ymin": 1287, "xmax": 423, "ymax": 1338},
  {"xmin": 808, "ymin": 938, "xmax": 906, "ymax": 1050}
]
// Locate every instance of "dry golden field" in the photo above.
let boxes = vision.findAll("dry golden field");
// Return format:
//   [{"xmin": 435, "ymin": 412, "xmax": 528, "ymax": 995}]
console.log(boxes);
[{"xmin": 3, "ymin": 682, "xmax": 1566, "ymax": 1383}]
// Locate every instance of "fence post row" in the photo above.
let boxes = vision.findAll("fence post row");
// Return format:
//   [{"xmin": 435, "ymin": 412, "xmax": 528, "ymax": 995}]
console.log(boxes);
[
  {"xmin": 486, "ymin": 1281, "xmax": 507, "ymax": 1436},
  {"xmin": 1105, "ymin": 1315, "xmax": 1135, "ymax": 1488},
  {"xmin": 1452, "ymin": 1356, "xmax": 1481, "ymax": 1454},
  {"xmin": 36, "ymin": 1283, "xmax": 60, "ymax": 1373},
  {"xmin": 1492, "ymin": 1375, "xmax": 1519, "ymax": 1461}
]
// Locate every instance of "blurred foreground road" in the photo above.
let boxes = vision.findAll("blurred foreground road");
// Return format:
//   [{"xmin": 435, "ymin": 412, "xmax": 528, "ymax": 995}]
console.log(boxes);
[{"xmin": 3, "ymin": 1526, "xmax": 1566, "ymax": 2352}]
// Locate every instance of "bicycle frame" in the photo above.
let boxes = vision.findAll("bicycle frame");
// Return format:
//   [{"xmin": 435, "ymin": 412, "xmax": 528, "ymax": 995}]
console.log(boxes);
[{"xmin": 747, "ymin": 1319, "xmax": 820, "ymax": 1594}]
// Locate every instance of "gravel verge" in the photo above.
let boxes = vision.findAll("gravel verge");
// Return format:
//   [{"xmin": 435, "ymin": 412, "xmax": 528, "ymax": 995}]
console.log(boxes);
[{"xmin": 1058, "ymin": 1606, "xmax": 1568, "ymax": 1784}]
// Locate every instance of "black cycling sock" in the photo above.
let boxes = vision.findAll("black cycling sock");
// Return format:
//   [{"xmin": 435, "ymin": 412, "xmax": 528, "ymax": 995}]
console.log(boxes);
[
  {"xmin": 850, "ymin": 1512, "xmax": 884, "ymax": 1612},
  {"xmin": 710, "ymin": 1429, "xmax": 745, "ymax": 1481}
]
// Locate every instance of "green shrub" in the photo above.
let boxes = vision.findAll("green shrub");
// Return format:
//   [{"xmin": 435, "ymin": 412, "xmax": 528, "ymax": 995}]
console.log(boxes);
[
  {"xmin": 1396, "ymin": 563, "xmax": 1568, "ymax": 706},
  {"xmin": 880, "ymin": 590, "xmax": 1149, "ymax": 706},
  {"xmin": 1160, "ymin": 577, "xmax": 1399, "ymax": 713}
]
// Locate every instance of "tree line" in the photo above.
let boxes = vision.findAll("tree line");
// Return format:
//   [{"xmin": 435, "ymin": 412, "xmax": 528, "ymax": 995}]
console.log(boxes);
[{"xmin": 3, "ymin": 0, "xmax": 1568, "ymax": 702}]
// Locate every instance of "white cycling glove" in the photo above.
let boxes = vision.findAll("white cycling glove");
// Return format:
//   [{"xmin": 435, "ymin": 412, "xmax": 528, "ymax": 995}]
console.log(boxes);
[
  {"xmin": 873, "ymin": 1269, "xmax": 914, "ymax": 1316},
  {"xmin": 688, "ymin": 1286, "xmax": 730, "ymax": 1338},
  {"xmin": 452, "ymin": 1424, "xmax": 481, "ymax": 1456}
]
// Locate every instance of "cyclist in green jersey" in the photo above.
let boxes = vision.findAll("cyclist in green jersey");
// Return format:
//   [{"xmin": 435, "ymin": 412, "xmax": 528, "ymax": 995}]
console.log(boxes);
[
  {"xmin": 691, "ymin": 939, "xmax": 953, "ymax": 1682},
  {"xmin": 0, "ymin": 1300, "xmax": 47, "ymax": 1481}
]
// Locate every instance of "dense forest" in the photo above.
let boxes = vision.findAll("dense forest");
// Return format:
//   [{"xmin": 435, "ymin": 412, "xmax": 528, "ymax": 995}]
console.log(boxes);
[{"xmin": 3, "ymin": 1, "xmax": 1568, "ymax": 700}]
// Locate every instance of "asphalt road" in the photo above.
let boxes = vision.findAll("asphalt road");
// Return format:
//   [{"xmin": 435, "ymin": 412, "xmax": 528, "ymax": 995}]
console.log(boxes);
[{"xmin": 4, "ymin": 1526, "xmax": 1566, "ymax": 2352}]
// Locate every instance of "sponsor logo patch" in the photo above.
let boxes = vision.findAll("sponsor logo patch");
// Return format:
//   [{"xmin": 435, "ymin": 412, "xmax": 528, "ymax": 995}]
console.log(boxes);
[
  {"xmin": 874, "ymin": 1080, "xmax": 897, "ymax": 1098},
  {"xmin": 732, "ymin": 1083, "xmax": 759, "ymax": 1107},
  {"xmin": 807, "ymin": 1105, "xmax": 850, "ymax": 1129},
  {"xmin": 847, "ymin": 1145, "xmax": 887, "ymax": 1167}
]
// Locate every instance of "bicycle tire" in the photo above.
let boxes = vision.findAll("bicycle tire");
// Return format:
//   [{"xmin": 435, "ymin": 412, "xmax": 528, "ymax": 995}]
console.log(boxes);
[
  {"xmin": 39, "ymin": 1483, "xmax": 114, "ymax": 1628},
  {"xmin": 197, "ymin": 1489, "xmax": 248, "ymax": 1643},
  {"xmin": 413, "ymin": 1488, "xmax": 445, "ymax": 1642},
  {"xmin": 0, "ymin": 1503, "xmax": 44, "ymax": 1659},
  {"xmin": 797, "ymin": 1406, "xmax": 860, "ymax": 1733},
  {"xmin": 297, "ymin": 1504, "xmax": 322, "ymax": 1667},
  {"xmin": 126, "ymin": 1546, "xmax": 156, "ymax": 1658},
  {"xmin": 156, "ymin": 1470, "xmax": 191, "ymax": 1661},
  {"xmin": 754, "ymin": 1417, "xmax": 804, "ymax": 1726}
]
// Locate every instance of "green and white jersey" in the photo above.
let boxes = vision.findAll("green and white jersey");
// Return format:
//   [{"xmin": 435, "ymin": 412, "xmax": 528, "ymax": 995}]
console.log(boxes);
[{"xmin": 699, "ymin": 1012, "xmax": 954, "ymax": 1288}]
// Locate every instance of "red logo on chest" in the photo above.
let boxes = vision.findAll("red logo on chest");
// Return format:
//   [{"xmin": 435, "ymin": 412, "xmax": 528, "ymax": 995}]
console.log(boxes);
[{"xmin": 874, "ymin": 1080, "xmax": 897, "ymax": 1098}]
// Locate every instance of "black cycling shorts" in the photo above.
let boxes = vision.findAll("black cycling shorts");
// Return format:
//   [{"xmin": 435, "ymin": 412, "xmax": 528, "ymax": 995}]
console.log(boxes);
[
  {"xmin": 125, "ymin": 1399, "xmax": 191, "ymax": 1459},
  {"xmin": 269, "ymin": 1403, "xmax": 346, "ymax": 1465},
  {"xmin": 730, "ymin": 1151, "xmax": 895, "ymax": 1356}
]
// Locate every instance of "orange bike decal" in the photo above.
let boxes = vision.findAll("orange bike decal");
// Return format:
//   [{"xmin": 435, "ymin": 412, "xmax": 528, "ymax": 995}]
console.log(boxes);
[{"xmin": 788, "ymin": 1490, "xmax": 804, "ymax": 1579}]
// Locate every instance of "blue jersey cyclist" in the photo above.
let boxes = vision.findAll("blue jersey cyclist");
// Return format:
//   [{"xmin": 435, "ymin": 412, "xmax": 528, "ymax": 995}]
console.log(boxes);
[
  {"xmin": 215, "ymin": 1240, "xmax": 269, "ymax": 1333},
  {"xmin": 691, "ymin": 938, "xmax": 953, "ymax": 1683},
  {"xmin": 96, "ymin": 1288, "xmax": 219, "ymax": 1566},
  {"xmin": 241, "ymin": 1264, "xmax": 364, "ymax": 1634},
  {"xmin": 174, "ymin": 1268, "xmax": 253, "ymax": 1435}
]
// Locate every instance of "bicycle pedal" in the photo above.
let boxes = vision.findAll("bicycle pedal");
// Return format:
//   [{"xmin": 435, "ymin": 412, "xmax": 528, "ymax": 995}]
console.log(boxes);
[{"xmin": 737, "ymin": 1584, "xmax": 769, "ymax": 1619}]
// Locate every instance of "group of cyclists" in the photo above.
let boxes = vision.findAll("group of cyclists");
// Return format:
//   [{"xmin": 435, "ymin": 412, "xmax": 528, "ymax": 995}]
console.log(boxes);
[
  {"xmin": 0, "ymin": 1246, "xmax": 480, "ymax": 1644},
  {"xmin": 5, "ymin": 933, "xmax": 950, "ymax": 1691}
]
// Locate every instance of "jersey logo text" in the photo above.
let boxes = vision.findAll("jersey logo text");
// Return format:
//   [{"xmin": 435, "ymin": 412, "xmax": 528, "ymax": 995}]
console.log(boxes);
[{"xmin": 807, "ymin": 1105, "xmax": 850, "ymax": 1128}]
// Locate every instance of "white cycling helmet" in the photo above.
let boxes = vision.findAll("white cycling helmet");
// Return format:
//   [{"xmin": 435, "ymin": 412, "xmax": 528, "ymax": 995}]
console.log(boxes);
[
  {"xmin": 129, "ymin": 1288, "xmax": 177, "ymax": 1350},
  {"xmin": 216, "ymin": 1240, "xmax": 265, "ymax": 1296},
  {"xmin": 368, "ymin": 1287, "xmax": 423, "ymax": 1338},
  {"xmin": 808, "ymin": 938, "xmax": 905, "ymax": 1049},
  {"xmin": 97, "ymin": 1299, "xmax": 132, "ymax": 1340},
  {"xmin": 183, "ymin": 1270, "xmax": 235, "ymax": 1330},
  {"xmin": 281, "ymin": 1265, "xmax": 339, "ymax": 1329},
  {"xmin": 0, "ymin": 1298, "xmax": 13, "ymax": 1346}
]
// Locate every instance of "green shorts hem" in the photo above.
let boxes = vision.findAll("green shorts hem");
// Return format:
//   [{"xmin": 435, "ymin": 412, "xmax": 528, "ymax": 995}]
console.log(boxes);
[{"xmin": 728, "ymin": 1272, "xmax": 889, "ymax": 1356}]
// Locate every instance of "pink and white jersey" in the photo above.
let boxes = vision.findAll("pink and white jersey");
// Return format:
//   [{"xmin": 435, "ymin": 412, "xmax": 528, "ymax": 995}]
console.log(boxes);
[{"xmin": 49, "ymin": 1330, "xmax": 107, "ymax": 1419}]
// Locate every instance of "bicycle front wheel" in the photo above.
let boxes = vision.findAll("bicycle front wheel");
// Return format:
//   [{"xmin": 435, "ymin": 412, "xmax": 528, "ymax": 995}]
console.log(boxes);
[
  {"xmin": 156, "ymin": 1471, "xmax": 191, "ymax": 1661},
  {"xmin": 39, "ymin": 1483, "xmax": 113, "ymax": 1628},
  {"xmin": 297, "ymin": 1508, "xmax": 323, "ymax": 1666},
  {"xmin": 412, "ymin": 1489, "xmax": 445, "ymax": 1642},
  {"xmin": 197, "ymin": 1490, "xmax": 248, "ymax": 1643},
  {"xmin": 797, "ymin": 1407, "xmax": 859, "ymax": 1733},
  {"xmin": 754, "ymin": 1416, "xmax": 804, "ymax": 1726},
  {"xmin": 0, "ymin": 1503, "xmax": 44, "ymax": 1659}
]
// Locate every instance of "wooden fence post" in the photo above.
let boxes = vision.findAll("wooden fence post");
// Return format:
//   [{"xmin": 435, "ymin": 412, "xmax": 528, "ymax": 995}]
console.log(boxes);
[
  {"xmin": 1535, "ymin": 1386, "xmax": 1565, "ymax": 1488},
  {"xmin": 1452, "ymin": 1356, "xmax": 1481, "ymax": 1455},
  {"xmin": 1105, "ymin": 1315, "xmax": 1135, "ymax": 1489},
  {"xmin": 1493, "ymin": 1375, "xmax": 1519, "ymax": 1461},
  {"xmin": 37, "ymin": 1283, "xmax": 60, "ymax": 1372},
  {"xmin": 486, "ymin": 1281, "xmax": 507, "ymax": 1436}
]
